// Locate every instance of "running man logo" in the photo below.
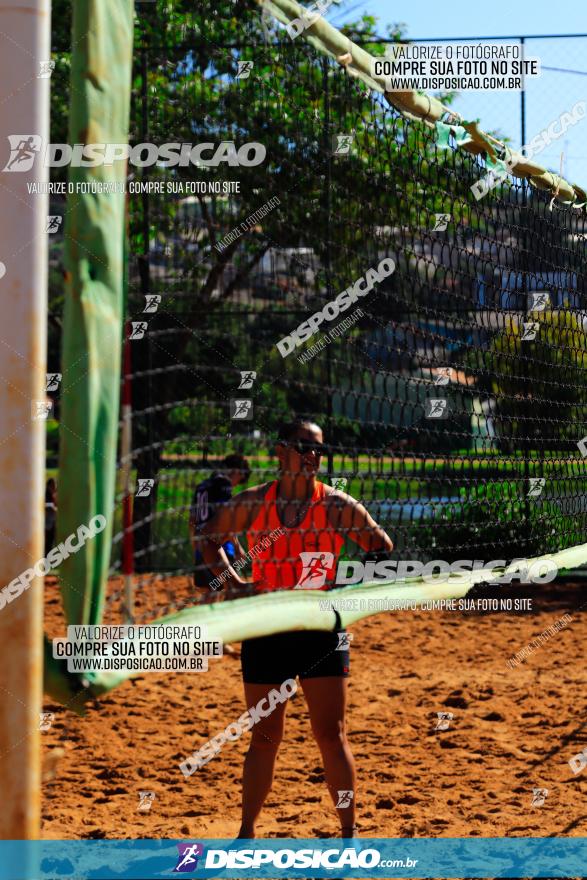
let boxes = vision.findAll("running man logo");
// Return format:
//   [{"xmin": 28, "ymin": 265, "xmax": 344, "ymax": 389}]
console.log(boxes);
[
  {"xmin": 432, "ymin": 213, "xmax": 451, "ymax": 232},
  {"xmin": 521, "ymin": 321, "xmax": 539, "ymax": 341},
  {"xmin": 435, "ymin": 711, "xmax": 453, "ymax": 731},
  {"xmin": 569, "ymin": 748, "xmax": 587, "ymax": 775},
  {"xmin": 336, "ymin": 790, "xmax": 354, "ymax": 809},
  {"xmin": 32, "ymin": 400, "xmax": 53, "ymax": 421},
  {"xmin": 136, "ymin": 479, "xmax": 155, "ymax": 498},
  {"xmin": 433, "ymin": 367, "xmax": 451, "ymax": 386},
  {"xmin": 45, "ymin": 215, "xmax": 62, "ymax": 233},
  {"xmin": 230, "ymin": 399, "xmax": 253, "ymax": 420},
  {"xmin": 236, "ymin": 61, "xmax": 254, "ymax": 79},
  {"xmin": 39, "ymin": 712, "xmax": 55, "ymax": 731},
  {"xmin": 46, "ymin": 373, "xmax": 62, "ymax": 392},
  {"xmin": 425, "ymin": 398, "xmax": 448, "ymax": 419},
  {"xmin": 331, "ymin": 477, "xmax": 347, "ymax": 492},
  {"xmin": 332, "ymin": 134, "xmax": 354, "ymax": 156},
  {"xmin": 527, "ymin": 477, "xmax": 546, "ymax": 498},
  {"xmin": 138, "ymin": 791, "xmax": 156, "ymax": 812},
  {"xmin": 143, "ymin": 295, "xmax": 161, "ymax": 313},
  {"xmin": 295, "ymin": 552, "xmax": 334, "ymax": 589},
  {"xmin": 336, "ymin": 632, "xmax": 353, "ymax": 651},
  {"xmin": 530, "ymin": 292, "xmax": 550, "ymax": 311},
  {"xmin": 38, "ymin": 60, "xmax": 55, "ymax": 79},
  {"xmin": 531, "ymin": 787, "xmax": 548, "ymax": 807},
  {"xmin": 130, "ymin": 321, "xmax": 148, "ymax": 340},
  {"xmin": 3, "ymin": 135, "xmax": 42, "ymax": 172},
  {"xmin": 173, "ymin": 843, "xmax": 204, "ymax": 873},
  {"xmin": 238, "ymin": 371, "xmax": 256, "ymax": 389}
]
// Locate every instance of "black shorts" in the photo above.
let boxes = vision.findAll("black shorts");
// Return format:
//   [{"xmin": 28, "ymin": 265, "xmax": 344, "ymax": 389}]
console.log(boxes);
[
  {"xmin": 193, "ymin": 554, "xmax": 234, "ymax": 589},
  {"xmin": 241, "ymin": 629, "xmax": 350, "ymax": 684},
  {"xmin": 193, "ymin": 562, "xmax": 218, "ymax": 589}
]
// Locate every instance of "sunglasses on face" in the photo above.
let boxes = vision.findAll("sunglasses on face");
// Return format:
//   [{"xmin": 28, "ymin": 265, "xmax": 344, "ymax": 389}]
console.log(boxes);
[{"xmin": 284, "ymin": 440, "xmax": 327, "ymax": 456}]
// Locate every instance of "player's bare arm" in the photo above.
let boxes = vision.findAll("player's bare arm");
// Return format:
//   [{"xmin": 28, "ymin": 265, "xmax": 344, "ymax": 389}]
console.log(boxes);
[
  {"xmin": 232, "ymin": 534, "xmax": 248, "ymax": 562},
  {"xmin": 199, "ymin": 483, "xmax": 271, "ymax": 587},
  {"xmin": 324, "ymin": 486, "xmax": 393, "ymax": 554}
]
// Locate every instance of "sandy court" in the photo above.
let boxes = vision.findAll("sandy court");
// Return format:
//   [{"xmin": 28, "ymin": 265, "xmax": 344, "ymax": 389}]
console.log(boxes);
[{"xmin": 41, "ymin": 577, "xmax": 587, "ymax": 841}]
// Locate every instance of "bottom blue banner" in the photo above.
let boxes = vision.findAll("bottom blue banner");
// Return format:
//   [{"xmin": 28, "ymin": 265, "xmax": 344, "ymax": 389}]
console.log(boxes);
[{"xmin": 0, "ymin": 837, "xmax": 585, "ymax": 879}]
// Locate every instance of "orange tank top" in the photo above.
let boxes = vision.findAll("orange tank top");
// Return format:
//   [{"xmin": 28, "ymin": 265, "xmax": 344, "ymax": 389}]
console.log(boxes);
[{"xmin": 246, "ymin": 480, "xmax": 344, "ymax": 591}]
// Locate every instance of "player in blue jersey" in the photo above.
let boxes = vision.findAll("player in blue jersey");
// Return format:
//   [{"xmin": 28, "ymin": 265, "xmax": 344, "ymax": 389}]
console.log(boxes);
[{"xmin": 189, "ymin": 453, "xmax": 250, "ymax": 589}]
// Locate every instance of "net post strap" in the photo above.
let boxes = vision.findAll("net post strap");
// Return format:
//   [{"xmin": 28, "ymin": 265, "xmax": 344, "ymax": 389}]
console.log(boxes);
[
  {"xmin": 73, "ymin": 541, "xmax": 587, "ymax": 700},
  {"xmin": 56, "ymin": 0, "xmax": 134, "ymax": 628},
  {"xmin": 257, "ymin": 0, "xmax": 586, "ymax": 206}
]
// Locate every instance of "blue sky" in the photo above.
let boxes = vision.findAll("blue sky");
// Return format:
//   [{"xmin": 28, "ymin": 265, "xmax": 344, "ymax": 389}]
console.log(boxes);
[
  {"xmin": 329, "ymin": 0, "xmax": 587, "ymax": 187},
  {"xmin": 344, "ymin": 0, "xmax": 586, "ymax": 40}
]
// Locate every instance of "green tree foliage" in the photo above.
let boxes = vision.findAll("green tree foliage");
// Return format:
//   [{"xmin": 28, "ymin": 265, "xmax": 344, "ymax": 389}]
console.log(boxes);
[{"xmin": 472, "ymin": 309, "xmax": 587, "ymax": 451}]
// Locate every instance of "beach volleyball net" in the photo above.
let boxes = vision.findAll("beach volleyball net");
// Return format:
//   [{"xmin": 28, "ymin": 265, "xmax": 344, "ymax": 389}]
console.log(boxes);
[
  {"xmin": 46, "ymin": 0, "xmax": 587, "ymax": 653},
  {"xmin": 92, "ymin": 1, "xmax": 587, "ymax": 627}
]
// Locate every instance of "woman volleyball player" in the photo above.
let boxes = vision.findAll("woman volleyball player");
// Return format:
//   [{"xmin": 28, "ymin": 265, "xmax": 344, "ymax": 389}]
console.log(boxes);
[{"xmin": 199, "ymin": 419, "xmax": 394, "ymax": 839}]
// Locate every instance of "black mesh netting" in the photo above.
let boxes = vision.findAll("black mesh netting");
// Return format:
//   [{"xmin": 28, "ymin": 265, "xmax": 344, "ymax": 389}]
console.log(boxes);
[{"xmin": 50, "ymin": 2, "xmax": 587, "ymax": 620}]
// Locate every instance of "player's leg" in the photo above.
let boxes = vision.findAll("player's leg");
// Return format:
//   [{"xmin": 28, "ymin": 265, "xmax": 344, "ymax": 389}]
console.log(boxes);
[
  {"xmin": 301, "ymin": 674, "xmax": 356, "ymax": 836},
  {"xmin": 238, "ymin": 680, "xmax": 288, "ymax": 838},
  {"xmin": 238, "ymin": 631, "xmax": 298, "ymax": 837}
]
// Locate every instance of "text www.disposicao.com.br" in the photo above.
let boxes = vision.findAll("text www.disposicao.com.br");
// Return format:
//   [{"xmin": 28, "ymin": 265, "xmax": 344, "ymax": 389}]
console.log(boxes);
[{"xmin": 69, "ymin": 657, "xmax": 203, "ymax": 672}]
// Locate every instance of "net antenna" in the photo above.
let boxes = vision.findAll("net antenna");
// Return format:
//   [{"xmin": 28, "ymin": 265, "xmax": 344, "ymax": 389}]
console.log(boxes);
[{"xmin": 0, "ymin": 0, "xmax": 50, "ymax": 842}]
